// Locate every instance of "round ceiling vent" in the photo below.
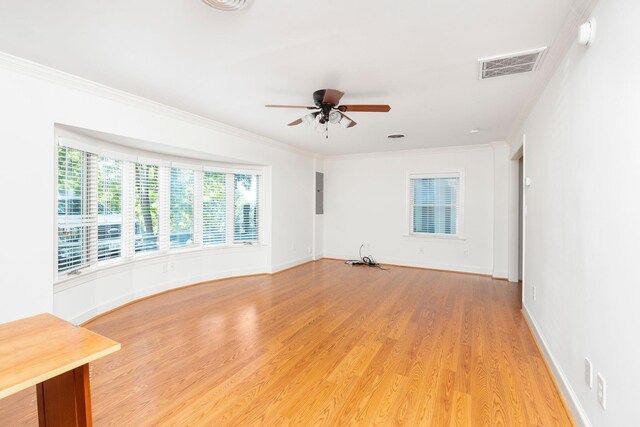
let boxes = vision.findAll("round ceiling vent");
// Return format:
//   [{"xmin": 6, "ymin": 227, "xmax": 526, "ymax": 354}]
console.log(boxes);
[{"xmin": 201, "ymin": 0, "xmax": 252, "ymax": 11}]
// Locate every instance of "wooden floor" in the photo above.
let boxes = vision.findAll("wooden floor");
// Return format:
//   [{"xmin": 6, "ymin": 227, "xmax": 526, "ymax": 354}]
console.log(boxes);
[{"xmin": 0, "ymin": 260, "xmax": 573, "ymax": 426}]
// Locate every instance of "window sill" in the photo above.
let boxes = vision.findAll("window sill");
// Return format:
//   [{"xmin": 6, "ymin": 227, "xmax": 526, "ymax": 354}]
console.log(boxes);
[
  {"xmin": 54, "ymin": 242, "xmax": 266, "ymax": 291},
  {"xmin": 402, "ymin": 233, "xmax": 467, "ymax": 241}
]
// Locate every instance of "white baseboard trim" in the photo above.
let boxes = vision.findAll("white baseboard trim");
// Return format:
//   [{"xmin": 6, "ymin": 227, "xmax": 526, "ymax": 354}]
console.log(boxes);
[
  {"xmin": 522, "ymin": 304, "xmax": 592, "ymax": 427},
  {"xmin": 270, "ymin": 256, "xmax": 314, "ymax": 274},
  {"xmin": 67, "ymin": 266, "xmax": 266, "ymax": 325},
  {"xmin": 323, "ymin": 253, "xmax": 492, "ymax": 276},
  {"xmin": 492, "ymin": 270, "xmax": 508, "ymax": 280}
]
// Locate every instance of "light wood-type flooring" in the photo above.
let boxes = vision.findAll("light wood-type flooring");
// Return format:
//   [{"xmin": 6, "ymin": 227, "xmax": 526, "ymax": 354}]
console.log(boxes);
[{"xmin": 0, "ymin": 259, "xmax": 573, "ymax": 426}]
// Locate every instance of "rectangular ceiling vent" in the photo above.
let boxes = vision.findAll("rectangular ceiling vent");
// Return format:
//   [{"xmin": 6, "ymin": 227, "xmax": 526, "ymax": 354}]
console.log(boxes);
[{"xmin": 478, "ymin": 47, "xmax": 547, "ymax": 80}]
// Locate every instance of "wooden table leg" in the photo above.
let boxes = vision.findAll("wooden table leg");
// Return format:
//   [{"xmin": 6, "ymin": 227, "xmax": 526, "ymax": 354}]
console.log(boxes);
[{"xmin": 36, "ymin": 364, "xmax": 92, "ymax": 427}]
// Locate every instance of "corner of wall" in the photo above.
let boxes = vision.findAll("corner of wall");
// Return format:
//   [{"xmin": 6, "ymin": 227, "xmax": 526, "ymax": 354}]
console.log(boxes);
[{"xmin": 491, "ymin": 142, "xmax": 510, "ymax": 281}]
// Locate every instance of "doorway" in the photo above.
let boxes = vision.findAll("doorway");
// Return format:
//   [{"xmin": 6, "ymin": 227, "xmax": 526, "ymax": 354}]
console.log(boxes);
[
  {"xmin": 508, "ymin": 136, "xmax": 525, "ymax": 309},
  {"xmin": 517, "ymin": 156, "xmax": 524, "ymax": 307}
]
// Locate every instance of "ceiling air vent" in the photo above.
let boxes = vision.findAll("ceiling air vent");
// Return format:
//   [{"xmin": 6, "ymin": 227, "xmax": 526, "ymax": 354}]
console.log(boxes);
[
  {"xmin": 201, "ymin": 0, "xmax": 252, "ymax": 11},
  {"xmin": 478, "ymin": 47, "xmax": 547, "ymax": 80}
]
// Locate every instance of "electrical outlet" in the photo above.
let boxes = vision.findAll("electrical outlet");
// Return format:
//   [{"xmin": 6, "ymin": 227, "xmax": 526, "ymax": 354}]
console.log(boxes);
[
  {"xmin": 463, "ymin": 249, "xmax": 469, "ymax": 256},
  {"xmin": 584, "ymin": 358, "xmax": 593, "ymax": 388},
  {"xmin": 162, "ymin": 264, "xmax": 168, "ymax": 273},
  {"xmin": 532, "ymin": 286, "xmax": 537, "ymax": 301},
  {"xmin": 419, "ymin": 247, "xmax": 424, "ymax": 254},
  {"xmin": 169, "ymin": 262, "xmax": 175, "ymax": 272},
  {"xmin": 307, "ymin": 247, "xmax": 311, "ymax": 254},
  {"xmin": 597, "ymin": 373, "xmax": 606, "ymax": 409},
  {"xmin": 292, "ymin": 243, "xmax": 296, "ymax": 251}
]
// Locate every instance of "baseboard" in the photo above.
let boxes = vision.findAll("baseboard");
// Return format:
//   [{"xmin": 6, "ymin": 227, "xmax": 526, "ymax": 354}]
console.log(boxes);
[
  {"xmin": 69, "ymin": 267, "xmax": 267, "ymax": 325},
  {"xmin": 270, "ymin": 256, "xmax": 314, "ymax": 274},
  {"xmin": 522, "ymin": 304, "xmax": 592, "ymax": 427},
  {"xmin": 322, "ymin": 253, "xmax": 492, "ymax": 276},
  {"xmin": 492, "ymin": 270, "xmax": 508, "ymax": 280}
]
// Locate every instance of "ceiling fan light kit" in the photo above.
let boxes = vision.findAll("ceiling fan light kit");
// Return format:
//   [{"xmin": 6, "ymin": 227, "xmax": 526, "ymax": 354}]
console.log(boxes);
[
  {"xmin": 266, "ymin": 89, "xmax": 391, "ymax": 139},
  {"xmin": 328, "ymin": 110, "xmax": 342, "ymax": 124},
  {"xmin": 201, "ymin": 0, "xmax": 252, "ymax": 11}
]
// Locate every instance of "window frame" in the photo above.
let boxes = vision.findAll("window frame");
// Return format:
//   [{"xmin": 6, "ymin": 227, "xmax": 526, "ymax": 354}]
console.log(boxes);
[
  {"xmin": 54, "ymin": 137, "xmax": 265, "ymax": 284},
  {"xmin": 406, "ymin": 171, "xmax": 465, "ymax": 239}
]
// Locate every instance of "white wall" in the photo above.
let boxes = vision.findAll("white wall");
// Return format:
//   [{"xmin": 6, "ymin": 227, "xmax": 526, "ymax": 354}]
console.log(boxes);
[
  {"xmin": 323, "ymin": 145, "xmax": 509, "ymax": 276},
  {"xmin": 491, "ymin": 143, "xmax": 510, "ymax": 279},
  {"xmin": 0, "ymin": 54, "xmax": 315, "ymax": 324},
  {"xmin": 520, "ymin": 0, "xmax": 640, "ymax": 424}
]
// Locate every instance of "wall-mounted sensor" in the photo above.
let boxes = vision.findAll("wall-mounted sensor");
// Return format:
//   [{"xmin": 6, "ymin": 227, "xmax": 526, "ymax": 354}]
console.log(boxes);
[{"xmin": 578, "ymin": 19, "xmax": 597, "ymax": 46}]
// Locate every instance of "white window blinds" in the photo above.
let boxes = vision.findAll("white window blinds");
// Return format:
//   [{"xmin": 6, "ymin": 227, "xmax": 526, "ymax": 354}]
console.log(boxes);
[
  {"xmin": 234, "ymin": 174, "xmax": 259, "ymax": 242},
  {"xmin": 410, "ymin": 174, "xmax": 460, "ymax": 235},
  {"xmin": 170, "ymin": 168, "xmax": 194, "ymax": 248},
  {"xmin": 56, "ymin": 137, "xmax": 263, "ymax": 279},
  {"xmin": 57, "ymin": 146, "xmax": 97, "ymax": 272},
  {"xmin": 135, "ymin": 163, "xmax": 160, "ymax": 253},
  {"xmin": 97, "ymin": 157, "xmax": 123, "ymax": 262},
  {"xmin": 203, "ymin": 172, "xmax": 227, "ymax": 245}
]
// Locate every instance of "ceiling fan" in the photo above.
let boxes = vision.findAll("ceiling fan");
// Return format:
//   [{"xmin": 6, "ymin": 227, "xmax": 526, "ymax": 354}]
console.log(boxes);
[{"xmin": 266, "ymin": 89, "xmax": 391, "ymax": 138}]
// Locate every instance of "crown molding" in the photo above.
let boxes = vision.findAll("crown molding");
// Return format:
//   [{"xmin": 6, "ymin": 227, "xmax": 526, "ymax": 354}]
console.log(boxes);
[
  {"xmin": 489, "ymin": 141, "xmax": 509, "ymax": 149},
  {"xmin": 506, "ymin": 0, "xmax": 600, "ymax": 144},
  {"xmin": 325, "ymin": 143, "xmax": 493, "ymax": 162},
  {"xmin": 0, "ymin": 51, "xmax": 316, "ymax": 159}
]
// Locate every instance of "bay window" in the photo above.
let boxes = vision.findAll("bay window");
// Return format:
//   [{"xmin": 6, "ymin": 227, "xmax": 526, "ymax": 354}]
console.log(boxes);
[{"xmin": 55, "ymin": 138, "xmax": 263, "ymax": 279}]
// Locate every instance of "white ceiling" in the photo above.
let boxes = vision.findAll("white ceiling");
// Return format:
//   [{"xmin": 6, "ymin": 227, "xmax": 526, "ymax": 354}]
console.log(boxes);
[{"xmin": 0, "ymin": 0, "xmax": 576, "ymax": 155}]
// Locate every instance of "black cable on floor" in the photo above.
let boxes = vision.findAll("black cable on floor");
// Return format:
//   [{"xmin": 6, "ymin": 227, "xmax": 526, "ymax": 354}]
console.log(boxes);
[{"xmin": 345, "ymin": 243, "xmax": 389, "ymax": 271}]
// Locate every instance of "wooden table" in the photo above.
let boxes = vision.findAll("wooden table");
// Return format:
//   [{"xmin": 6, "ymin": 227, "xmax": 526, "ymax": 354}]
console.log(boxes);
[{"xmin": 0, "ymin": 313, "xmax": 120, "ymax": 426}]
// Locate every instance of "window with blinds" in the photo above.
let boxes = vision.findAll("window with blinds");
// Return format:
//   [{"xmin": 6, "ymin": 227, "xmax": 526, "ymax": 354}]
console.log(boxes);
[
  {"xmin": 234, "ymin": 174, "xmax": 259, "ymax": 242},
  {"xmin": 97, "ymin": 157, "xmax": 123, "ymax": 261},
  {"xmin": 135, "ymin": 163, "xmax": 160, "ymax": 253},
  {"xmin": 57, "ymin": 146, "xmax": 96, "ymax": 272},
  {"xmin": 170, "ymin": 168, "xmax": 195, "ymax": 248},
  {"xmin": 410, "ymin": 174, "xmax": 460, "ymax": 236},
  {"xmin": 56, "ymin": 137, "xmax": 263, "ymax": 280},
  {"xmin": 203, "ymin": 171, "xmax": 226, "ymax": 245}
]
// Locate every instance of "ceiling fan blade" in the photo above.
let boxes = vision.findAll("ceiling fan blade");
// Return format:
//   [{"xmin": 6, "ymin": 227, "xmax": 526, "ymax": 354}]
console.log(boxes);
[
  {"xmin": 340, "ymin": 112, "xmax": 357, "ymax": 128},
  {"xmin": 323, "ymin": 89, "xmax": 345, "ymax": 106},
  {"xmin": 266, "ymin": 104, "xmax": 318, "ymax": 109},
  {"xmin": 338, "ymin": 104, "xmax": 391, "ymax": 113},
  {"xmin": 287, "ymin": 118, "xmax": 304, "ymax": 126}
]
